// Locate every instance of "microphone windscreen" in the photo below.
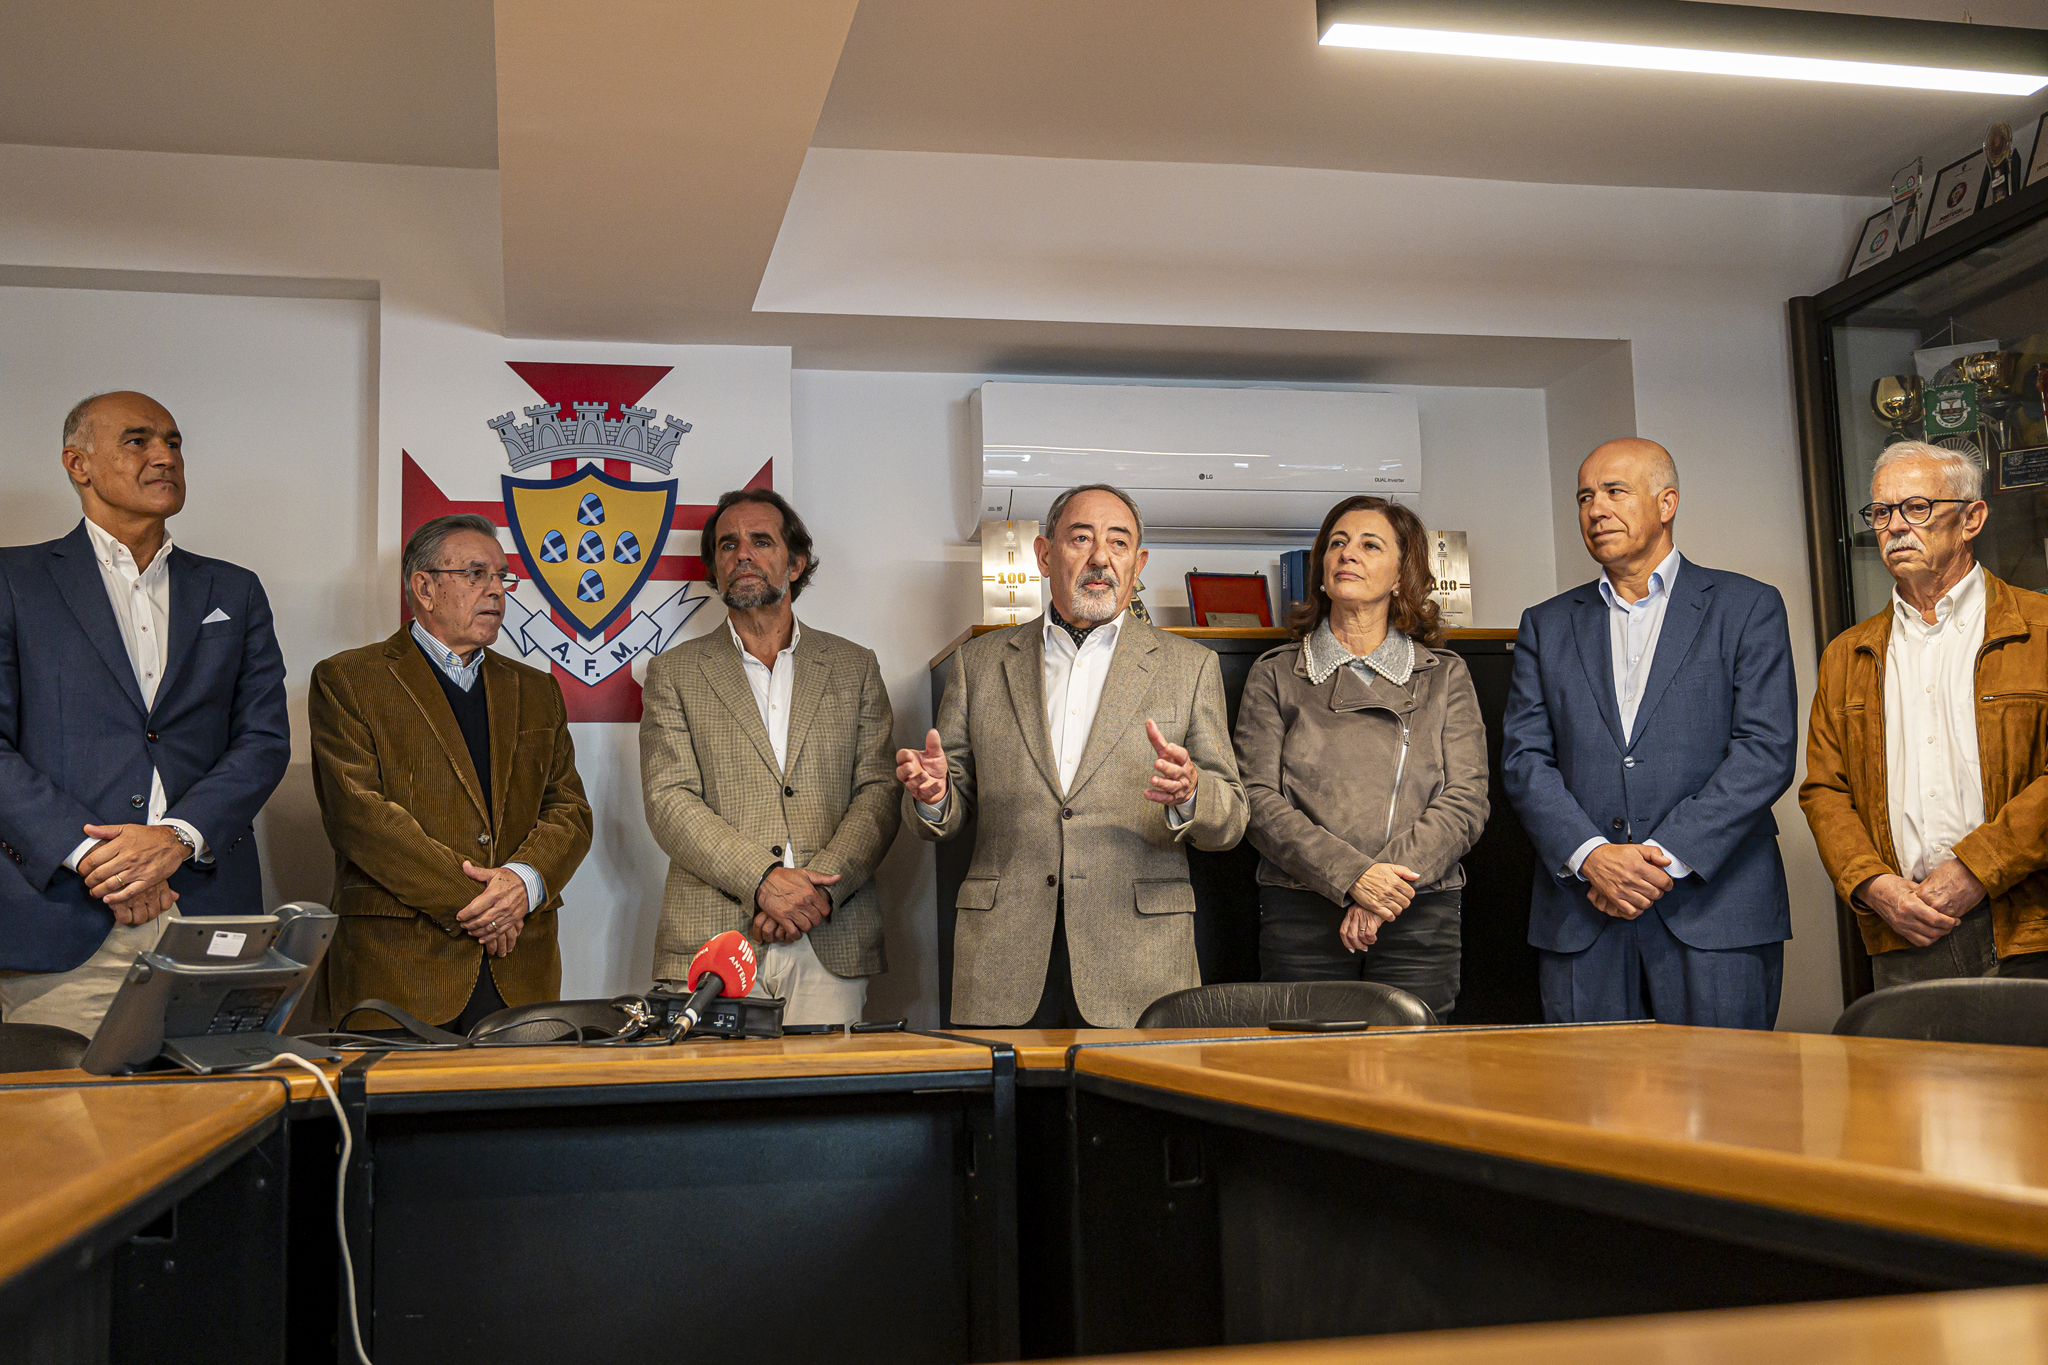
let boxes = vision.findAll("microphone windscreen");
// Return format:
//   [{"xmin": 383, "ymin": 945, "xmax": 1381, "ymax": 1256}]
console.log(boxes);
[{"xmin": 686, "ymin": 930, "xmax": 758, "ymax": 997}]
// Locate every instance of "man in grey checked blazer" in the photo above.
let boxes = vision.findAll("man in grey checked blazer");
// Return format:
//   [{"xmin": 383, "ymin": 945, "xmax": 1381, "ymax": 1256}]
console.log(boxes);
[
  {"xmin": 641, "ymin": 490, "xmax": 899, "ymax": 1023},
  {"xmin": 899, "ymin": 485, "xmax": 1247, "ymax": 1027}
]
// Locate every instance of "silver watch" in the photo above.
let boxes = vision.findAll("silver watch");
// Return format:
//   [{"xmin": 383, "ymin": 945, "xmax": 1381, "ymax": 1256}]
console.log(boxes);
[{"xmin": 165, "ymin": 825, "xmax": 197, "ymax": 859}]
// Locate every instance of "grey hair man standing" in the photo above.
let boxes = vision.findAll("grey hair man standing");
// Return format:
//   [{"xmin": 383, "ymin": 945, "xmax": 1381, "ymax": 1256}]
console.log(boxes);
[
  {"xmin": 1802, "ymin": 441, "xmax": 2048, "ymax": 986},
  {"xmin": 897, "ymin": 483, "xmax": 1247, "ymax": 1027}
]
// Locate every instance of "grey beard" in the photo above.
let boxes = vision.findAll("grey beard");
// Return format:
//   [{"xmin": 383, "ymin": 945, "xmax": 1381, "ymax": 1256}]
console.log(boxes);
[
  {"xmin": 722, "ymin": 576, "xmax": 788, "ymax": 610},
  {"xmin": 1068, "ymin": 576, "xmax": 1120, "ymax": 622}
]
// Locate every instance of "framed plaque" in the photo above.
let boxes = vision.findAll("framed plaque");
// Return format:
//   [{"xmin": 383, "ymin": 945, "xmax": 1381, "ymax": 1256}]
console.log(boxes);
[
  {"xmin": 2029, "ymin": 112, "xmax": 2048, "ymax": 189},
  {"xmin": 1185, "ymin": 572, "xmax": 1273, "ymax": 628},
  {"xmin": 1845, "ymin": 206, "xmax": 1899, "ymax": 279},
  {"xmin": 1426, "ymin": 529, "xmax": 1472, "ymax": 629},
  {"xmin": 1997, "ymin": 445, "xmax": 2048, "ymax": 492},
  {"xmin": 980, "ymin": 519, "xmax": 1042, "ymax": 626},
  {"xmin": 1925, "ymin": 151, "xmax": 1987, "ymax": 239}
]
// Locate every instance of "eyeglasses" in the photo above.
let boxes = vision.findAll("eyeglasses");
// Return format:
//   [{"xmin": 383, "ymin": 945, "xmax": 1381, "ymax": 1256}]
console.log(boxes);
[
  {"xmin": 423, "ymin": 567, "xmax": 519, "ymax": 590},
  {"xmin": 1857, "ymin": 497, "xmax": 1972, "ymax": 530}
]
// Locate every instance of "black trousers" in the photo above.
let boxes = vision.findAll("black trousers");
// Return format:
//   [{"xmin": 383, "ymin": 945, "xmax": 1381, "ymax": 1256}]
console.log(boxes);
[
  {"xmin": 1258, "ymin": 884, "xmax": 1463, "ymax": 1020},
  {"xmin": 1022, "ymin": 895, "xmax": 1088, "ymax": 1028}
]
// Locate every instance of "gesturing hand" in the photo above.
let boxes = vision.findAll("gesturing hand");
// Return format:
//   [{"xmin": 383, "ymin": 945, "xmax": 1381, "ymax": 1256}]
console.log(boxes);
[
  {"xmin": 756, "ymin": 866, "xmax": 840, "ymax": 943},
  {"xmin": 1856, "ymin": 873, "xmax": 1958, "ymax": 948},
  {"xmin": 1143, "ymin": 719, "xmax": 1198, "ymax": 807},
  {"xmin": 456, "ymin": 861, "xmax": 529, "ymax": 957},
  {"xmin": 1581, "ymin": 843, "xmax": 1673, "ymax": 919},
  {"xmin": 896, "ymin": 728, "xmax": 949, "ymax": 807},
  {"xmin": 79, "ymin": 824, "xmax": 190, "ymax": 906}
]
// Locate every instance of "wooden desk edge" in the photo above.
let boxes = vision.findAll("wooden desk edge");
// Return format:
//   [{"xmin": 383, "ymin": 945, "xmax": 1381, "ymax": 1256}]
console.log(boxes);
[{"xmin": 1075, "ymin": 1048, "xmax": 2048, "ymax": 1260}]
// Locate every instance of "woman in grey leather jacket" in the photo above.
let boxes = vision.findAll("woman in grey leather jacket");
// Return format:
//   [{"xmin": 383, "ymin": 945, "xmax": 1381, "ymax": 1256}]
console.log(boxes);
[{"xmin": 1233, "ymin": 496, "xmax": 1489, "ymax": 1017}]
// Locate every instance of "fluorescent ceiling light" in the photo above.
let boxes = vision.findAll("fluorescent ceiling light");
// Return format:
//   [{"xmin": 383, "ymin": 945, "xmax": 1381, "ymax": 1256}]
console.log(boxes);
[{"xmin": 1321, "ymin": 22, "xmax": 2048, "ymax": 96}]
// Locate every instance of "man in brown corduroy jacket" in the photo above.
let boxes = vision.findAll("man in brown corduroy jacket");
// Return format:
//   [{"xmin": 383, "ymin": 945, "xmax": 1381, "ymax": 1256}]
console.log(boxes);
[
  {"xmin": 1800, "ymin": 442, "xmax": 2048, "ymax": 988},
  {"xmin": 310, "ymin": 514, "xmax": 591, "ymax": 1031}
]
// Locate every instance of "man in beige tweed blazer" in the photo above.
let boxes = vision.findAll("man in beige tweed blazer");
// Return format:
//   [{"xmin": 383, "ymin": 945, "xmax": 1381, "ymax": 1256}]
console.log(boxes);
[
  {"xmin": 641, "ymin": 489, "xmax": 899, "ymax": 1023},
  {"xmin": 899, "ymin": 485, "xmax": 1247, "ymax": 1027}
]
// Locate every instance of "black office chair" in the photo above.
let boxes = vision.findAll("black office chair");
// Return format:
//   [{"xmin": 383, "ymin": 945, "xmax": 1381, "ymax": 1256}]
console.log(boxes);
[
  {"xmin": 1831, "ymin": 978, "xmax": 2048, "ymax": 1047},
  {"xmin": 1135, "ymin": 981, "xmax": 1438, "ymax": 1029},
  {"xmin": 0, "ymin": 1021, "xmax": 90, "ymax": 1073},
  {"xmin": 468, "ymin": 999, "xmax": 641, "ymax": 1045}
]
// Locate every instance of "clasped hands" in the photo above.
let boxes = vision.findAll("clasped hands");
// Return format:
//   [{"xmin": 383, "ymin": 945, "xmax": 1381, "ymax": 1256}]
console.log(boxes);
[
  {"xmin": 893, "ymin": 720, "xmax": 1199, "ymax": 812},
  {"xmin": 753, "ymin": 865, "xmax": 841, "ymax": 945},
  {"xmin": 454, "ymin": 861, "xmax": 530, "ymax": 957},
  {"xmin": 1856, "ymin": 860, "xmax": 1986, "ymax": 948},
  {"xmin": 77, "ymin": 823, "xmax": 189, "ymax": 924},
  {"xmin": 1343, "ymin": 862, "xmax": 1421, "ymax": 952},
  {"xmin": 1581, "ymin": 843, "xmax": 1675, "ymax": 920}
]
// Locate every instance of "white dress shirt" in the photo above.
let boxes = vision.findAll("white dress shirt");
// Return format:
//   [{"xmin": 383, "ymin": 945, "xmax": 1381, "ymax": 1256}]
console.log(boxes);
[
  {"xmin": 1883, "ymin": 563, "xmax": 1987, "ymax": 881},
  {"xmin": 409, "ymin": 621, "xmax": 544, "ymax": 912},
  {"xmin": 731, "ymin": 615, "xmax": 801, "ymax": 868},
  {"xmin": 919, "ymin": 610, "xmax": 1191, "ymax": 824},
  {"xmin": 64, "ymin": 520, "xmax": 208, "ymax": 875},
  {"xmin": 1567, "ymin": 546, "xmax": 1693, "ymax": 881}
]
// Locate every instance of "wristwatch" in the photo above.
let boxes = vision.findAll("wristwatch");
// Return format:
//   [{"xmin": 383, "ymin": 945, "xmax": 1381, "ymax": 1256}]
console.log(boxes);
[{"xmin": 165, "ymin": 825, "xmax": 197, "ymax": 860}]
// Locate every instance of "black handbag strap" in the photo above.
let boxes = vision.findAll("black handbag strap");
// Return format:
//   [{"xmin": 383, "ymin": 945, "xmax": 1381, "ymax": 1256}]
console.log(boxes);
[{"xmin": 334, "ymin": 999, "xmax": 472, "ymax": 1047}]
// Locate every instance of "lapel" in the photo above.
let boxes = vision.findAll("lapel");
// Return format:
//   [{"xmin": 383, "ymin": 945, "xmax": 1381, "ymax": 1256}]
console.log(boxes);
[
  {"xmin": 385, "ymin": 629, "xmax": 490, "ymax": 826},
  {"xmin": 46, "ymin": 523, "xmax": 148, "ymax": 718},
  {"xmin": 1626, "ymin": 562, "xmax": 1713, "ymax": 751},
  {"xmin": 1000, "ymin": 619, "xmax": 1062, "ymax": 797},
  {"xmin": 781, "ymin": 623, "xmax": 831, "ymax": 777},
  {"xmin": 1064, "ymin": 615, "xmax": 1161, "ymax": 801},
  {"xmin": 482, "ymin": 652, "xmax": 520, "ymax": 826},
  {"xmin": 1569, "ymin": 582, "xmax": 1626, "ymax": 750},
  {"xmin": 152, "ymin": 549, "xmax": 212, "ymax": 715},
  {"xmin": 699, "ymin": 627, "xmax": 782, "ymax": 777}
]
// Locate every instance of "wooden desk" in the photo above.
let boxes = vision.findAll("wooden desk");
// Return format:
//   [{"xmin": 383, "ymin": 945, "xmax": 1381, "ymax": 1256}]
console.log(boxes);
[
  {"xmin": 1043, "ymin": 1284, "xmax": 2048, "ymax": 1365},
  {"xmin": 1060, "ymin": 1024, "xmax": 2048, "ymax": 1356},
  {"xmin": 0, "ymin": 1078, "xmax": 290, "ymax": 1365},
  {"xmin": 948, "ymin": 1027, "xmax": 1283, "ymax": 1074},
  {"xmin": 309, "ymin": 1033, "xmax": 1013, "ymax": 1365}
]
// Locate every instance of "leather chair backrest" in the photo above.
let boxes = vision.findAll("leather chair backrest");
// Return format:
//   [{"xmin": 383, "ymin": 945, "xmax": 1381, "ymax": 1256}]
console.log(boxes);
[
  {"xmin": 0, "ymin": 1021, "xmax": 90, "ymax": 1074},
  {"xmin": 468, "ymin": 999, "xmax": 639, "ymax": 1045},
  {"xmin": 1832, "ymin": 978, "xmax": 2048, "ymax": 1047},
  {"xmin": 1135, "ymin": 980, "xmax": 1437, "ymax": 1030}
]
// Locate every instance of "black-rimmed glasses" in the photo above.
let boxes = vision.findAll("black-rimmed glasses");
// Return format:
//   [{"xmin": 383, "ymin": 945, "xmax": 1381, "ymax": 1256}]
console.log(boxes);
[
  {"xmin": 1858, "ymin": 497, "xmax": 1972, "ymax": 530},
  {"xmin": 423, "ymin": 568, "xmax": 519, "ymax": 590}
]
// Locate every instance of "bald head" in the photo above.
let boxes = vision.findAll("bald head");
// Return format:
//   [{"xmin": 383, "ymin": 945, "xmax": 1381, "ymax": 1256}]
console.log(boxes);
[
  {"xmin": 60, "ymin": 390, "xmax": 185, "ymax": 532},
  {"xmin": 1577, "ymin": 438, "xmax": 1680, "ymax": 580}
]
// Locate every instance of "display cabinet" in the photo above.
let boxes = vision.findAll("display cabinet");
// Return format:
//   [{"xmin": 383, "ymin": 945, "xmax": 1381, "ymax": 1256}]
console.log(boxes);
[{"xmin": 1791, "ymin": 170, "xmax": 2048, "ymax": 1002}]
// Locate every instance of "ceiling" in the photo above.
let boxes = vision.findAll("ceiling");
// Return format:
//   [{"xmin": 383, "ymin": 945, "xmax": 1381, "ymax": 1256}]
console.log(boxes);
[{"xmin": 3, "ymin": 1, "xmax": 2045, "ymax": 370}]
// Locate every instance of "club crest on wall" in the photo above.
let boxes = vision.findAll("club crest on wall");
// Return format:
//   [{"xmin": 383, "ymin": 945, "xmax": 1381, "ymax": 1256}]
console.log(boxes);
[{"xmin": 402, "ymin": 362, "xmax": 770, "ymax": 723}]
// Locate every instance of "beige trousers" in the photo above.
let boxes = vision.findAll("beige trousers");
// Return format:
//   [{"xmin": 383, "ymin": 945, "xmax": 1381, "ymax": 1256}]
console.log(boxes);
[
  {"xmin": 0, "ymin": 914, "xmax": 174, "ymax": 1037},
  {"xmin": 749, "ymin": 934, "xmax": 868, "ymax": 1026}
]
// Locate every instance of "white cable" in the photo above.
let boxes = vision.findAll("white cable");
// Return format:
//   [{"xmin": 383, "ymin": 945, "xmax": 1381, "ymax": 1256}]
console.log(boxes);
[{"xmin": 256, "ymin": 1052, "xmax": 374, "ymax": 1365}]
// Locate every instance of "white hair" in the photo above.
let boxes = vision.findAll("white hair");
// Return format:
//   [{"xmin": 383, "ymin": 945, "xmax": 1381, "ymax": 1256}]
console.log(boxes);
[{"xmin": 1873, "ymin": 440, "xmax": 1984, "ymax": 500}]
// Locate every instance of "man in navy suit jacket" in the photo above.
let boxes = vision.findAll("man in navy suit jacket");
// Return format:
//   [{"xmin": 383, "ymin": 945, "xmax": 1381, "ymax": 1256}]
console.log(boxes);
[
  {"xmin": 1503, "ymin": 439, "xmax": 1797, "ymax": 1029},
  {"xmin": 0, "ymin": 392, "xmax": 289, "ymax": 1037}
]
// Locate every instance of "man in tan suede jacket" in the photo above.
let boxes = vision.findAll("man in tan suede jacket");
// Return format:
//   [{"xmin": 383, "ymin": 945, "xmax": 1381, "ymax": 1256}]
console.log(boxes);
[
  {"xmin": 311, "ymin": 515, "xmax": 591, "ymax": 1030},
  {"xmin": 1801, "ymin": 442, "xmax": 2048, "ymax": 987}
]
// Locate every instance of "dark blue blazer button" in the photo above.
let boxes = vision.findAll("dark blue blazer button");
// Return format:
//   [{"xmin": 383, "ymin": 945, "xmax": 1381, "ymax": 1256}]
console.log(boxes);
[
  {"xmin": 130, "ymin": 795, "xmax": 146, "ymax": 809},
  {"xmin": 1610, "ymin": 816, "xmax": 1625, "ymax": 831}
]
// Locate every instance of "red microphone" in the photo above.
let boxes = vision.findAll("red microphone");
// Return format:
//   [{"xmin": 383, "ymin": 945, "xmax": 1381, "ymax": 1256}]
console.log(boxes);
[{"xmin": 679, "ymin": 931, "xmax": 758, "ymax": 1035}]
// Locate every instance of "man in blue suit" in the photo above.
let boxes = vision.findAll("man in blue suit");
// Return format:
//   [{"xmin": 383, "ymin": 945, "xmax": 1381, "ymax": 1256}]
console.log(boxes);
[
  {"xmin": 1503, "ymin": 438, "xmax": 1797, "ymax": 1028},
  {"xmin": 0, "ymin": 391, "xmax": 289, "ymax": 1036}
]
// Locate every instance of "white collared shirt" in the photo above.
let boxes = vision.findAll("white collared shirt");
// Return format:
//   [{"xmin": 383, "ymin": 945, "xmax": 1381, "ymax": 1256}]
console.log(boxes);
[
  {"xmin": 409, "ymin": 621, "xmax": 543, "ymax": 912},
  {"xmin": 731, "ymin": 616, "xmax": 801, "ymax": 868},
  {"xmin": 65, "ymin": 519, "xmax": 208, "ymax": 874},
  {"xmin": 1883, "ymin": 563, "xmax": 1987, "ymax": 881},
  {"xmin": 1567, "ymin": 546, "xmax": 1692, "ymax": 881}
]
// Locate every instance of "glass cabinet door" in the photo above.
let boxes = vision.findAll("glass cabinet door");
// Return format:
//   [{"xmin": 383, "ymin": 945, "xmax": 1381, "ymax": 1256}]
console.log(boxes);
[{"xmin": 1831, "ymin": 211, "xmax": 2048, "ymax": 622}]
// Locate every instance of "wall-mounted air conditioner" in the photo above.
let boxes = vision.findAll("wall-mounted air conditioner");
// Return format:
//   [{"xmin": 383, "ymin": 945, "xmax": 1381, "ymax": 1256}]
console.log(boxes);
[{"xmin": 971, "ymin": 382, "xmax": 1420, "ymax": 543}]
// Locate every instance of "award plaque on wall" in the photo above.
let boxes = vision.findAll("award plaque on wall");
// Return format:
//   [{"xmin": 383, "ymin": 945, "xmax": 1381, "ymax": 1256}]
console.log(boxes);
[
  {"xmin": 1997, "ymin": 446, "xmax": 2048, "ymax": 492},
  {"xmin": 980, "ymin": 519, "xmax": 1043, "ymax": 626},
  {"xmin": 1846, "ymin": 206, "xmax": 1899, "ymax": 278},
  {"xmin": 1185, "ymin": 572, "xmax": 1273, "ymax": 628},
  {"xmin": 1925, "ymin": 151, "xmax": 1988, "ymax": 238}
]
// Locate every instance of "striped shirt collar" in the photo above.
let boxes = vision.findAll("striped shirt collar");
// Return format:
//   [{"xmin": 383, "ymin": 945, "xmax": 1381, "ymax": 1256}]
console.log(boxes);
[{"xmin": 411, "ymin": 620, "xmax": 485, "ymax": 692}]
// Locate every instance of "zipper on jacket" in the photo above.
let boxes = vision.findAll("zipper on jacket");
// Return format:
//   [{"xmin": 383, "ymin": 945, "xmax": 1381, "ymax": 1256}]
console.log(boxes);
[{"xmin": 1384, "ymin": 719, "xmax": 1411, "ymax": 844}]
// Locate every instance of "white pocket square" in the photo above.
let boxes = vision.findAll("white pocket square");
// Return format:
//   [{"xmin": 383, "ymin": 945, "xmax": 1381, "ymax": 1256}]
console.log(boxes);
[{"xmin": 201, "ymin": 608, "xmax": 231, "ymax": 625}]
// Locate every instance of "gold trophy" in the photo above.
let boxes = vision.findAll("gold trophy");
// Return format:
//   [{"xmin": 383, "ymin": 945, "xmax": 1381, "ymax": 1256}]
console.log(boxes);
[
  {"xmin": 1958, "ymin": 350, "xmax": 2022, "ymax": 454},
  {"xmin": 1869, "ymin": 374, "xmax": 1922, "ymax": 443}
]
